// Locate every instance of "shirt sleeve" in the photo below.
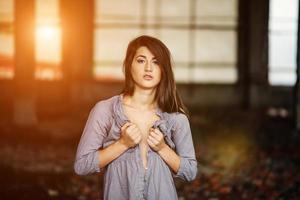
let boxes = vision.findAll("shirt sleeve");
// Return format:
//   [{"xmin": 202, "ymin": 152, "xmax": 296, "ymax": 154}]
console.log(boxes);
[
  {"xmin": 74, "ymin": 101, "xmax": 111, "ymax": 175},
  {"xmin": 171, "ymin": 113, "xmax": 198, "ymax": 182}
]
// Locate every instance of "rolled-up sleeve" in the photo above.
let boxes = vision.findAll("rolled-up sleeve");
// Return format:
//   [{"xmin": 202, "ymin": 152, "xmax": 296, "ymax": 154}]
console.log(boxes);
[
  {"xmin": 74, "ymin": 101, "xmax": 111, "ymax": 175},
  {"xmin": 172, "ymin": 113, "xmax": 198, "ymax": 182}
]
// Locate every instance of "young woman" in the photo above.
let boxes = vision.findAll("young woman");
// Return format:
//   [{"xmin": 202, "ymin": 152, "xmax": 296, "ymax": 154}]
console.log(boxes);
[{"xmin": 74, "ymin": 35, "xmax": 198, "ymax": 200}]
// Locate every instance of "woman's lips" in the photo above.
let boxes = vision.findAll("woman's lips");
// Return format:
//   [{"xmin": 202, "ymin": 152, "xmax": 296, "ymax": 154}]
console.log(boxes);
[{"xmin": 143, "ymin": 75, "xmax": 153, "ymax": 80}]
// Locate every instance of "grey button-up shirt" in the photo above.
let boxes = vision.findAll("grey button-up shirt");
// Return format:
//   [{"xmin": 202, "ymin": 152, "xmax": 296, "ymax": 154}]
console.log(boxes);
[{"xmin": 74, "ymin": 94, "xmax": 198, "ymax": 200}]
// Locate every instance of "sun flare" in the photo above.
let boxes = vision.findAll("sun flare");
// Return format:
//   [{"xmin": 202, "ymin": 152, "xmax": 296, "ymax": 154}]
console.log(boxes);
[
  {"xmin": 36, "ymin": 25, "xmax": 59, "ymax": 41},
  {"xmin": 35, "ymin": 25, "xmax": 61, "ymax": 63},
  {"xmin": 35, "ymin": 25, "xmax": 62, "ymax": 80}
]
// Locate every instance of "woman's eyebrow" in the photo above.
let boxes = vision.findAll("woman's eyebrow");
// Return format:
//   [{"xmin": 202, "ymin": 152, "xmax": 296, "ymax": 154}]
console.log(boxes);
[
  {"xmin": 136, "ymin": 55, "xmax": 157, "ymax": 60},
  {"xmin": 136, "ymin": 55, "xmax": 147, "ymax": 59}
]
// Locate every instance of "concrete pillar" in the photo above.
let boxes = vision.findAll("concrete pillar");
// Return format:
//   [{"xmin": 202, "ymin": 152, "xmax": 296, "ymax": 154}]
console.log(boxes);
[
  {"xmin": 237, "ymin": 0, "xmax": 250, "ymax": 108},
  {"xmin": 13, "ymin": 0, "xmax": 37, "ymax": 126},
  {"xmin": 242, "ymin": 0, "xmax": 270, "ymax": 107},
  {"xmin": 60, "ymin": 0, "xmax": 94, "ymax": 109}
]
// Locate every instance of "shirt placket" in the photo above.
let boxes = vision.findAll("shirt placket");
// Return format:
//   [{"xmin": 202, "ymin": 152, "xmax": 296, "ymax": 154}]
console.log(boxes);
[
  {"xmin": 136, "ymin": 144, "xmax": 149, "ymax": 200},
  {"xmin": 142, "ymin": 167, "xmax": 149, "ymax": 200}
]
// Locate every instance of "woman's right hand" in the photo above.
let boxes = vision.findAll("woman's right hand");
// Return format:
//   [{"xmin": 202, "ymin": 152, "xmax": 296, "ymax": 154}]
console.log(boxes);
[{"xmin": 119, "ymin": 122, "xmax": 142, "ymax": 148}]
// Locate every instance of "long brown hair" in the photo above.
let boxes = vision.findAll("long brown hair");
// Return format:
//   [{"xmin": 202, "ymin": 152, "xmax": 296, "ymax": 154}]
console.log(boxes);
[{"xmin": 122, "ymin": 35, "xmax": 189, "ymax": 116}]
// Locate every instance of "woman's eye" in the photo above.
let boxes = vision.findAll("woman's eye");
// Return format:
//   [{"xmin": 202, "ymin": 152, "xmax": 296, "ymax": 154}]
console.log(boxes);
[
  {"xmin": 137, "ymin": 59, "xmax": 145, "ymax": 64},
  {"xmin": 153, "ymin": 60, "xmax": 159, "ymax": 65}
]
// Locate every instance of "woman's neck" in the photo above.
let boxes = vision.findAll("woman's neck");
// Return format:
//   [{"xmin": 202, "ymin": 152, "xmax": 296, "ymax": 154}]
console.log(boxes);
[{"xmin": 123, "ymin": 89, "xmax": 157, "ymax": 111}]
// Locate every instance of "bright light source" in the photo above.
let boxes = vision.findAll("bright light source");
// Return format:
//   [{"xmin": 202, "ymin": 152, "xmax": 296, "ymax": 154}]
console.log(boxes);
[
  {"xmin": 35, "ymin": 25, "xmax": 61, "ymax": 63},
  {"xmin": 35, "ymin": 25, "xmax": 62, "ymax": 80},
  {"xmin": 36, "ymin": 25, "xmax": 59, "ymax": 41}
]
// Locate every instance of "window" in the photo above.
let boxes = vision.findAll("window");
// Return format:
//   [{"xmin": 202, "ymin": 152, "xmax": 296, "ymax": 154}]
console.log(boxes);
[
  {"xmin": 94, "ymin": 0, "xmax": 238, "ymax": 83},
  {"xmin": 269, "ymin": 0, "xmax": 299, "ymax": 86},
  {"xmin": 0, "ymin": 0, "xmax": 14, "ymax": 79},
  {"xmin": 35, "ymin": 0, "xmax": 62, "ymax": 80}
]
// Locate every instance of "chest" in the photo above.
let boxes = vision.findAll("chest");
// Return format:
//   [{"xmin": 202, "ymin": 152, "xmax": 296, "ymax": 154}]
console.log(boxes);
[{"xmin": 123, "ymin": 106, "xmax": 160, "ymax": 137}]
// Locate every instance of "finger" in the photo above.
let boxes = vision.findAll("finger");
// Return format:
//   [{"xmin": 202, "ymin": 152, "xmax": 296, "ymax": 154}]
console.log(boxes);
[
  {"xmin": 133, "ymin": 133, "xmax": 142, "ymax": 141},
  {"xmin": 131, "ymin": 126, "xmax": 140, "ymax": 132},
  {"xmin": 153, "ymin": 128, "xmax": 163, "ymax": 136},
  {"xmin": 126, "ymin": 125, "xmax": 136, "ymax": 133},
  {"xmin": 131, "ymin": 122, "xmax": 137, "ymax": 127},
  {"xmin": 149, "ymin": 131, "xmax": 161, "ymax": 141},
  {"xmin": 147, "ymin": 138, "xmax": 155, "ymax": 147},
  {"xmin": 133, "ymin": 127, "xmax": 142, "ymax": 136},
  {"xmin": 121, "ymin": 122, "xmax": 132, "ymax": 131},
  {"xmin": 134, "ymin": 137, "xmax": 141, "ymax": 144},
  {"xmin": 149, "ymin": 127, "xmax": 155, "ymax": 132},
  {"xmin": 148, "ymin": 135, "xmax": 158, "ymax": 145},
  {"xmin": 131, "ymin": 131, "xmax": 140, "ymax": 139},
  {"xmin": 153, "ymin": 129, "xmax": 164, "ymax": 140}
]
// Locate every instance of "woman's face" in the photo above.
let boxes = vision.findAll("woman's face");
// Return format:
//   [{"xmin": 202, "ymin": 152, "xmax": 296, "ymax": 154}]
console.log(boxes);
[{"xmin": 130, "ymin": 46, "xmax": 162, "ymax": 90}]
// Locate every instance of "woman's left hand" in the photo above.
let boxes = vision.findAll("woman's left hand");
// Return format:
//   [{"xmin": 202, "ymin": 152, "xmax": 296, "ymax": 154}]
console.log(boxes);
[{"xmin": 147, "ymin": 128, "xmax": 167, "ymax": 152}]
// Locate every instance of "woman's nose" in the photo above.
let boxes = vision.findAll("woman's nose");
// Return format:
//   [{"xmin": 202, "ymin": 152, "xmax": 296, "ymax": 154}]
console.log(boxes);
[{"xmin": 145, "ymin": 62, "xmax": 152, "ymax": 71}]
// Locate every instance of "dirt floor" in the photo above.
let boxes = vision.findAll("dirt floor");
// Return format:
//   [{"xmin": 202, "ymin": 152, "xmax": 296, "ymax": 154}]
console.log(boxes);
[{"xmin": 0, "ymin": 107, "xmax": 299, "ymax": 200}]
